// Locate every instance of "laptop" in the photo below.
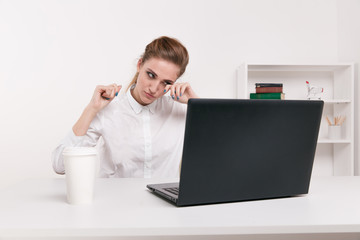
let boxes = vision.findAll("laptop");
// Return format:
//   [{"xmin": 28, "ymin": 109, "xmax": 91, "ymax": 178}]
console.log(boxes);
[{"xmin": 147, "ymin": 99, "xmax": 324, "ymax": 207}]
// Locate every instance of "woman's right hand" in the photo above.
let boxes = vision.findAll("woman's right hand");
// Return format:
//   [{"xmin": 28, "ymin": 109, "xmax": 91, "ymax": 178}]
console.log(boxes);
[
  {"xmin": 73, "ymin": 84, "xmax": 121, "ymax": 136},
  {"xmin": 88, "ymin": 84, "xmax": 122, "ymax": 113}
]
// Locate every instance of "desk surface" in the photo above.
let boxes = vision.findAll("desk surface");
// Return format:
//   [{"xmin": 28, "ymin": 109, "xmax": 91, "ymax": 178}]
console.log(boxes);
[{"xmin": 0, "ymin": 177, "xmax": 360, "ymax": 240}]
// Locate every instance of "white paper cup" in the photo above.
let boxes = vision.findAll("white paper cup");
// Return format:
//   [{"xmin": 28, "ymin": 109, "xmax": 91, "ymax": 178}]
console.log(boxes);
[
  {"xmin": 328, "ymin": 125, "xmax": 341, "ymax": 139},
  {"xmin": 63, "ymin": 147, "xmax": 97, "ymax": 205}
]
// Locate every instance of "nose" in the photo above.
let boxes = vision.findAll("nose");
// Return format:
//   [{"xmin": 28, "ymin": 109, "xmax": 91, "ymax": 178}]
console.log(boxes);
[{"xmin": 149, "ymin": 81, "xmax": 160, "ymax": 94}]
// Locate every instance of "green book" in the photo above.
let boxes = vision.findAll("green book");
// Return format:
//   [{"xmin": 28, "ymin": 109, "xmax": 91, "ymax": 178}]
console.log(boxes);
[{"xmin": 250, "ymin": 93, "xmax": 285, "ymax": 99}]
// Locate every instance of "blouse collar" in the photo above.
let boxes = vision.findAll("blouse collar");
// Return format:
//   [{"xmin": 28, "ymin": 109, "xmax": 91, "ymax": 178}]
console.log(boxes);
[{"xmin": 126, "ymin": 85, "xmax": 157, "ymax": 114}]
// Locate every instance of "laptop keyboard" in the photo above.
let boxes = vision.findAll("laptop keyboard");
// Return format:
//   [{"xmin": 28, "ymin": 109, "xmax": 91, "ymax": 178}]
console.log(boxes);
[{"xmin": 164, "ymin": 187, "xmax": 179, "ymax": 196}]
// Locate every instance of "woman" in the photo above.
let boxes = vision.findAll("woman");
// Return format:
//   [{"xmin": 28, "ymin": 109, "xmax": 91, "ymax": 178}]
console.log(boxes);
[{"xmin": 52, "ymin": 36, "xmax": 198, "ymax": 178}]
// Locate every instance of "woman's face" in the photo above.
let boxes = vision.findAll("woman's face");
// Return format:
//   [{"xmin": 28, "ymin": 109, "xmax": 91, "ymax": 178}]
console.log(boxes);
[{"xmin": 132, "ymin": 57, "xmax": 180, "ymax": 105}]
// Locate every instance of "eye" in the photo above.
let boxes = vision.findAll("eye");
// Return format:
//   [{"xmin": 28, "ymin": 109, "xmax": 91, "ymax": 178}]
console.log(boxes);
[
  {"xmin": 163, "ymin": 81, "xmax": 173, "ymax": 86},
  {"xmin": 147, "ymin": 72, "xmax": 155, "ymax": 79}
]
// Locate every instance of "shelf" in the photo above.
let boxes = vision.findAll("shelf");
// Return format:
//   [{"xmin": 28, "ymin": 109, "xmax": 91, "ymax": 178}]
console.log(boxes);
[
  {"xmin": 247, "ymin": 63, "xmax": 353, "ymax": 72},
  {"xmin": 237, "ymin": 62, "xmax": 354, "ymax": 176},
  {"xmin": 323, "ymin": 99, "xmax": 351, "ymax": 104},
  {"xmin": 318, "ymin": 139, "xmax": 351, "ymax": 144},
  {"xmin": 298, "ymin": 99, "xmax": 351, "ymax": 104}
]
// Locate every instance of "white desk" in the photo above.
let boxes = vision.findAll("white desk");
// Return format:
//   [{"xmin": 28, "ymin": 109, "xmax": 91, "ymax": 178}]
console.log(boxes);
[{"xmin": 0, "ymin": 177, "xmax": 360, "ymax": 240}]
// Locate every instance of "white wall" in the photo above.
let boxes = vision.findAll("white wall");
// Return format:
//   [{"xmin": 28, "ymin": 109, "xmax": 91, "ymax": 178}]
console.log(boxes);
[
  {"xmin": 0, "ymin": 0, "xmax": 344, "ymax": 188},
  {"xmin": 337, "ymin": 0, "xmax": 360, "ymax": 175}
]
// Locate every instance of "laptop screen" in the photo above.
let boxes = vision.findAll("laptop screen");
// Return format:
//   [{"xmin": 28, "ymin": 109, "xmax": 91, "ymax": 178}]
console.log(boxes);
[{"xmin": 176, "ymin": 99, "xmax": 323, "ymax": 206}]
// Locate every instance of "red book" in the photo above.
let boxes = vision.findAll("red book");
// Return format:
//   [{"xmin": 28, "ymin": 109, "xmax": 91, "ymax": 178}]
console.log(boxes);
[{"xmin": 256, "ymin": 86, "xmax": 283, "ymax": 93}]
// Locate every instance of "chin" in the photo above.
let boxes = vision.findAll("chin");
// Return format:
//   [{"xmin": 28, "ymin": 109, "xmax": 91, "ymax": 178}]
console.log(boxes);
[{"xmin": 141, "ymin": 96, "xmax": 155, "ymax": 105}]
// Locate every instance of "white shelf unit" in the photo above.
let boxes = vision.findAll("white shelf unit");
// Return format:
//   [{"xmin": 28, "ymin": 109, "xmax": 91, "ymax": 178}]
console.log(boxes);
[{"xmin": 237, "ymin": 63, "xmax": 354, "ymax": 176}]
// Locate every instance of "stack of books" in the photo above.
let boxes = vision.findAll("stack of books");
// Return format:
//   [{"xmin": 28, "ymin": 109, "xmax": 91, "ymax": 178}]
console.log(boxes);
[{"xmin": 250, "ymin": 83, "xmax": 285, "ymax": 99}]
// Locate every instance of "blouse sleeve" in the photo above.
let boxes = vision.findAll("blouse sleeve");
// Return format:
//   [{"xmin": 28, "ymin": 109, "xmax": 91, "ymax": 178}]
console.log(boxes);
[{"xmin": 51, "ymin": 113, "xmax": 103, "ymax": 174}]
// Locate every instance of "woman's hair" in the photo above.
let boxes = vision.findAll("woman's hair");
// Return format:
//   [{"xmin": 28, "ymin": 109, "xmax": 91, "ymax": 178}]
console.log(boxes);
[{"xmin": 126, "ymin": 36, "xmax": 189, "ymax": 91}]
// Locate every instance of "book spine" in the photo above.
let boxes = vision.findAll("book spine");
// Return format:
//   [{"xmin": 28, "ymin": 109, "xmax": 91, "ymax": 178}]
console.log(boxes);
[
  {"xmin": 250, "ymin": 93, "xmax": 285, "ymax": 99},
  {"xmin": 255, "ymin": 87, "xmax": 283, "ymax": 93},
  {"xmin": 255, "ymin": 83, "xmax": 283, "ymax": 88}
]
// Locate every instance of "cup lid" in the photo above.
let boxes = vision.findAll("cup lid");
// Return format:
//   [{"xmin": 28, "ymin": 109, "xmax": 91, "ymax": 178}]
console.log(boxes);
[{"xmin": 62, "ymin": 147, "xmax": 97, "ymax": 156}]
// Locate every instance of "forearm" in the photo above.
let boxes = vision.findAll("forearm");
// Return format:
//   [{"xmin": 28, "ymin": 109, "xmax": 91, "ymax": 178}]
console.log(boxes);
[{"xmin": 72, "ymin": 105, "xmax": 98, "ymax": 136}]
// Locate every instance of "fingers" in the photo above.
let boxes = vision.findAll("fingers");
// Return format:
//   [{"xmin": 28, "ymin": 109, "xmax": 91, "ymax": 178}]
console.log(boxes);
[
  {"xmin": 164, "ymin": 85, "xmax": 171, "ymax": 95},
  {"xmin": 170, "ymin": 85, "xmax": 179, "ymax": 101},
  {"xmin": 99, "ymin": 84, "xmax": 122, "ymax": 100},
  {"xmin": 169, "ymin": 85, "xmax": 176, "ymax": 100},
  {"xmin": 179, "ymin": 83, "xmax": 189, "ymax": 98},
  {"xmin": 168, "ymin": 83, "xmax": 190, "ymax": 102},
  {"xmin": 175, "ymin": 84, "xmax": 182, "ymax": 101},
  {"xmin": 164, "ymin": 82, "xmax": 196, "ymax": 103},
  {"xmin": 112, "ymin": 83, "xmax": 122, "ymax": 97},
  {"xmin": 117, "ymin": 85, "xmax": 122, "ymax": 95},
  {"xmin": 101, "ymin": 88, "xmax": 113, "ymax": 100}
]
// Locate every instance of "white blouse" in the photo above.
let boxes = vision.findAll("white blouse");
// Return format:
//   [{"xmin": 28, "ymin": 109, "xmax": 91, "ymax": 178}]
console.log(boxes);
[{"xmin": 52, "ymin": 88, "xmax": 187, "ymax": 178}]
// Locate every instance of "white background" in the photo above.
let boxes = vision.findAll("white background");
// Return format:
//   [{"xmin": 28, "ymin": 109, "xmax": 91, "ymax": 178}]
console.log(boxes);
[{"xmin": 0, "ymin": 0, "xmax": 359, "ymax": 188}]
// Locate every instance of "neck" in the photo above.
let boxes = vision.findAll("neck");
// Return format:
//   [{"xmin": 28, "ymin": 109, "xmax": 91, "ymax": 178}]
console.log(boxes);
[{"xmin": 130, "ymin": 87, "xmax": 147, "ymax": 106}]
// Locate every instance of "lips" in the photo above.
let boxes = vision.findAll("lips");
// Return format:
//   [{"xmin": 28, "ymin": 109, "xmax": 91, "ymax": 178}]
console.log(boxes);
[{"xmin": 144, "ymin": 91, "xmax": 155, "ymax": 99}]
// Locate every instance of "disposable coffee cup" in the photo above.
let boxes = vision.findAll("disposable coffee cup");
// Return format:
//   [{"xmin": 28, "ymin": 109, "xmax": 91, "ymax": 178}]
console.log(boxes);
[{"xmin": 63, "ymin": 147, "xmax": 98, "ymax": 205}]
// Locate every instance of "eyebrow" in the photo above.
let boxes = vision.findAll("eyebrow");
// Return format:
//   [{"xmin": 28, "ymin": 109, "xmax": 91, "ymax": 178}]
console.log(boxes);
[{"xmin": 147, "ymin": 68, "xmax": 175, "ymax": 83}]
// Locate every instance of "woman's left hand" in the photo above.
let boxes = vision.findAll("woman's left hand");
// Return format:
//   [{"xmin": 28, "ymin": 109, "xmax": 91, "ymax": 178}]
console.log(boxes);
[{"xmin": 165, "ymin": 82, "xmax": 198, "ymax": 104}]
